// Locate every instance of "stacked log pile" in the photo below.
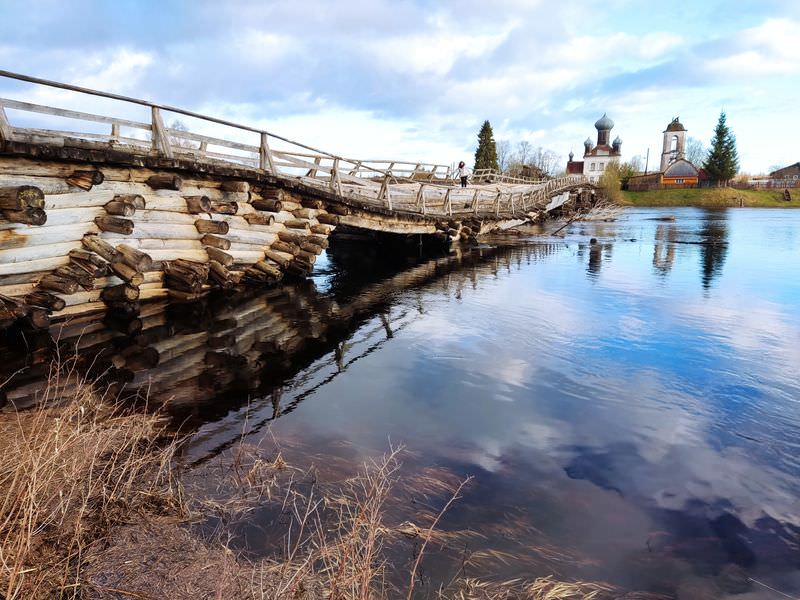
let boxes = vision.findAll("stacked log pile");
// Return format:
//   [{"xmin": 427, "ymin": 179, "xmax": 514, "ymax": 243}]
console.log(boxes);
[{"xmin": 0, "ymin": 159, "xmax": 338, "ymax": 329}]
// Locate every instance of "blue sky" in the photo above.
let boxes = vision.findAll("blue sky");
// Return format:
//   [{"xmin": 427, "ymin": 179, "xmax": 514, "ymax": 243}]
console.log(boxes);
[{"xmin": 0, "ymin": 0, "xmax": 798, "ymax": 173}]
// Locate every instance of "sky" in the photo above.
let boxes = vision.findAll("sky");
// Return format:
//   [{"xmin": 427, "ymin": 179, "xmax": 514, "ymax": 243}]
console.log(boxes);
[{"xmin": 0, "ymin": 0, "xmax": 798, "ymax": 173}]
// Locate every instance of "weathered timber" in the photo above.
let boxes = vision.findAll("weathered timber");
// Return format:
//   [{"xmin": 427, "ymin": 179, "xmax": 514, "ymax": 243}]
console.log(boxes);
[
  {"xmin": 53, "ymin": 264, "xmax": 94, "ymax": 289},
  {"xmin": 243, "ymin": 212, "xmax": 274, "ymax": 226},
  {"xmin": 201, "ymin": 234, "xmax": 231, "ymax": 250},
  {"xmin": 292, "ymin": 208, "xmax": 316, "ymax": 219},
  {"xmin": 310, "ymin": 224, "xmax": 332, "ymax": 236},
  {"xmin": 104, "ymin": 199, "xmax": 136, "ymax": 216},
  {"xmin": 221, "ymin": 181, "xmax": 249, "ymax": 193},
  {"xmin": 251, "ymin": 198, "xmax": 282, "ymax": 212},
  {"xmin": 82, "ymin": 234, "xmax": 119, "ymax": 262},
  {"xmin": 95, "ymin": 216, "xmax": 133, "ymax": 235},
  {"xmin": 264, "ymin": 249, "xmax": 292, "ymax": 269},
  {"xmin": 101, "ymin": 283, "xmax": 140, "ymax": 303},
  {"xmin": 252, "ymin": 261, "xmax": 283, "ymax": 280},
  {"xmin": 295, "ymin": 250, "xmax": 316, "ymax": 266},
  {"xmin": 37, "ymin": 273, "xmax": 79, "ymax": 294},
  {"xmin": 27, "ymin": 308, "xmax": 51, "ymax": 330},
  {"xmin": 185, "ymin": 195, "xmax": 211, "ymax": 214},
  {"xmin": 208, "ymin": 260, "xmax": 233, "ymax": 288},
  {"xmin": 146, "ymin": 174, "xmax": 183, "ymax": 190},
  {"xmin": 66, "ymin": 170, "xmax": 104, "ymax": 190},
  {"xmin": 326, "ymin": 204, "xmax": 350, "ymax": 216},
  {"xmin": 24, "ymin": 290, "xmax": 66, "ymax": 311},
  {"xmin": 205, "ymin": 246, "xmax": 234, "ymax": 266},
  {"xmin": 283, "ymin": 219, "xmax": 311, "ymax": 231},
  {"xmin": 109, "ymin": 261, "xmax": 144, "ymax": 286},
  {"xmin": 300, "ymin": 198, "xmax": 324, "ymax": 209},
  {"xmin": 209, "ymin": 201, "xmax": 238, "ymax": 215},
  {"xmin": 164, "ymin": 259, "xmax": 209, "ymax": 292},
  {"xmin": 116, "ymin": 244, "xmax": 153, "ymax": 271},
  {"xmin": 316, "ymin": 213, "xmax": 339, "ymax": 225},
  {"xmin": 0, "ymin": 185, "xmax": 45, "ymax": 210},
  {"xmin": 2, "ymin": 208, "xmax": 47, "ymax": 225},
  {"xmin": 116, "ymin": 194, "xmax": 146, "ymax": 209},
  {"xmin": 194, "ymin": 219, "xmax": 229, "ymax": 235},
  {"xmin": 270, "ymin": 240, "xmax": 300, "ymax": 256}
]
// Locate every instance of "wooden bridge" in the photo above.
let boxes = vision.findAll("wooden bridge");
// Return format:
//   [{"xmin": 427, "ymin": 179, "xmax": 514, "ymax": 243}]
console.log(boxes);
[{"xmin": 0, "ymin": 70, "xmax": 596, "ymax": 328}]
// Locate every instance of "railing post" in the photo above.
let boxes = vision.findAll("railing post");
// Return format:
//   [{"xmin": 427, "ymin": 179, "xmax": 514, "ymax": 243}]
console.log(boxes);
[
  {"xmin": 150, "ymin": 106, "xmax": 173, "ymax": 158},
  {"xmin": 495, "ymin": 191, "xmax": 501, "ymax": 216},
  {"xmin": 260, "ymin": 132, "xmax": 276, "ymax": 174},
  {"xmin": 0, "ymin": 105, "xmax": 12, "ymax": 142},
  {"xmin": 306, "ymin": 156, "xmax": 321, "ymax": 177},
  {"xmin": 110, "ymin": 122, "xmax": 120, "ymax": 141},
  {"xmin": 385, "ymin": 174, "xmax": 392, "ymax": 210},
  {"xmin": 511, "ymin": 193, "xmax": 516, "ymax": 215},
  {"xmin": 415, "ymin": 183, "xmax": 426, "ymax": 209},
  {"xmin": 445, "ymin": 189, "xmax": 452, "ymax": 216},
  {"xmin": 472, "ymin": 189, "xmax": 479, "ymax": 214}
]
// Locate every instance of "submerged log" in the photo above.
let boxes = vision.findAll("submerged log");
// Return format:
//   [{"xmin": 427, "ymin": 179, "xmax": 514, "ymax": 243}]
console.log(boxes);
[
  {"xmin": 195, "ymin": 219, "xmax": 229, "ymax": 235},
  {"xmin": 201, "ymin": 234, "xmax": 231, "ymax": 250},
  {"xmin": 205, "ymin": 246, "xmax": 234, "ymax": 266},
  {"xmin": 2, "ymin": 208, "xmax": 47, "ymax": 225},
  {"xmin": 146, "ymin": 174, "xmax": 183, "ymax": 190},
  {"xmin": 0, "ymin": 186, "xmax": 45, "ymax": 210},
  {"xmin": 95, "ymin": 216, "xmax": 134, "ymax": 235},
  {"xmin": 27, "ymin": 308, "xmax": 51, "ymax": 330},
  {"xmin": 252, "ymin": 261, "xmax": 283, "ymax": 281},
  {"xmin": 66, "ymin": 170, "xmax": 104, "ymax": 191},
  {"xmin": 185, "ymin": 195, "xmax": 211, "ymax": 214},
  {"xmin": 251, "ymin": 198, "xmax": 282, "ymax": 212}
]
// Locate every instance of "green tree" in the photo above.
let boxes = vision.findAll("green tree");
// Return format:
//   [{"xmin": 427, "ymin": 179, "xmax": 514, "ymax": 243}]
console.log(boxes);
[
  {"xmin": 598, "ymin": 161, "xmax": 623, "ymax": 202},
  {"xmin": 703, "ymin": 111, "xmax": 739, "ymax": 185},
  {"xmin": 473, "ymin": 120, "xmax": 499, "ymax": 171}
]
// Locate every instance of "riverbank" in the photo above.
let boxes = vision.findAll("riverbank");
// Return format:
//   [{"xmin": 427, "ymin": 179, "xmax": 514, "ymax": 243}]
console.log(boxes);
[
  {"xmin": 0, "ymin": 372, "xmax": 647, "ymax": 600},
  {"xmin": 620, "ymin": 187, "xmax": 800, "ymax": 207}
]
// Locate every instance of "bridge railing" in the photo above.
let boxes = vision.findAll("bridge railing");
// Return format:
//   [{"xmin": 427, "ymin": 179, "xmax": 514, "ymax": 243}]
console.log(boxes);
[{"xmin": 0, "ymin": 70, "xmax": 589, "ymax": 218}]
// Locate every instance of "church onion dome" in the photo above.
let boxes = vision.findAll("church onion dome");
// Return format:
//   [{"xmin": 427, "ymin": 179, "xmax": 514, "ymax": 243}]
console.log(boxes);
[
  {"xmin": 584, "ymin": 137, "xmax": 593, "ymax": 147},
  {"xmin": 612, "ymin": 136, "xmax": 622, "ymax": 146},
  {"xmin": 568, "ymin": 150, "xmax": 574, "ymax": 161},
  {"xmin": 666, "ymin": 117, "xmax": 686, "ymax": 132},
  {"xmin": 594, "ymin": 113, "xmax": 615, "ymax": 130}
]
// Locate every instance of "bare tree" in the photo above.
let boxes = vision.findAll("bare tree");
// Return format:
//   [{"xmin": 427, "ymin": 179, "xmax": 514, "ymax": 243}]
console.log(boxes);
[
  {"xmin": 496, "ymin": 140, "xmax": 512, "ymax": 173},
  {"xmin": 169, "ymin": 119, "xmax": 199, "ymax": 149},
  {"xmin": 516, "ymin": 141, "xmax": 532, "ymax": 166},
  {"xmin": 627, "ymin": 154, "xmax": 644, "ymax": 173},
  {"xmin": 685, "ymin": 136, "xmax": 707, "ymax": 166}
]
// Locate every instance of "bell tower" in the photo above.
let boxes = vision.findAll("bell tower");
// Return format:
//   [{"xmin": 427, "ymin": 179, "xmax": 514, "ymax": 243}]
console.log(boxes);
[{"xmin": 660, "ymin": 117, "xmax": 687, "ymax": 172}]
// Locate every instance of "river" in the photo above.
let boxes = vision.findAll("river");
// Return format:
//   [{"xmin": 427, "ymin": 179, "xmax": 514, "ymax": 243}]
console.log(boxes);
[{"xmin": 2, "ymin": 207, "xmax": 799, "ymax": 597}]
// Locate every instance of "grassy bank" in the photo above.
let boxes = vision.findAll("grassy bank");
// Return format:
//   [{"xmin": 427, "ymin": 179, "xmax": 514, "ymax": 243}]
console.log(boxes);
[
  {"xmin": 0, "ymin": 366, "xmax": 667, "ymax": 599},
  {"xmin": 620, "ymin": 187, "xmax": 800, "ymax": 208}
]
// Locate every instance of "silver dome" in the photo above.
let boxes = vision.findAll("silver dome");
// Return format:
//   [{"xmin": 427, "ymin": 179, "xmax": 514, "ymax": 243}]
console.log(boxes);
[{"xmin": 595, "ymin": 113, "xmax": 615, "ymax": 130}]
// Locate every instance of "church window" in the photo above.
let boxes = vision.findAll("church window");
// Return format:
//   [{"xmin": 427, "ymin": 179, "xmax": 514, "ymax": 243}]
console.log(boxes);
[
  {"xmin": 599, "ymin": 163, "xmax": 605, "ymax": 171},
  {"xmin": 590, "ymin": 163, "xmax": 596, "ymax": 171},
  {"xmin": 676, "ymin": 178, "xmax": 684, "ymax": 184}
]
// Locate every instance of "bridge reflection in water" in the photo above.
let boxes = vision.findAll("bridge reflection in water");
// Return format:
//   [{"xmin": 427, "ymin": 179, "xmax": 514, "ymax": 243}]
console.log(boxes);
[{"xmin": 0, "ymin": 240, "xmax": 561, "ymax": 434}]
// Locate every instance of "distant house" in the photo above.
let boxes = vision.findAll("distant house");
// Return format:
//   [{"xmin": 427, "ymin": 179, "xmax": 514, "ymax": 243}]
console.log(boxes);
[
  {"xmin": 628, "ymin": 118, "xmax": 699, "ymax": 191},
  {"xmin": 565, "ymin": 114, "xmax": 622, "ymax": 182},
  {"xmin": 770, "ymin": 162, "xmax": 800, "ymax": 181}
]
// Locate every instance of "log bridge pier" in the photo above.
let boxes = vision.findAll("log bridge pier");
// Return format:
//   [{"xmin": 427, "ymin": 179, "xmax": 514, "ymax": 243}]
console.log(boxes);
[{"xmin": 0, "ymin": 70, "xmax": 597, "ymax": 329}]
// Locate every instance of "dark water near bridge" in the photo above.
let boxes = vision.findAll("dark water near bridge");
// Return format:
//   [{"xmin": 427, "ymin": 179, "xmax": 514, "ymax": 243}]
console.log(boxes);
[{"xmin": 3, "ymin": 207, "xmax": 800, "ymax": 597}]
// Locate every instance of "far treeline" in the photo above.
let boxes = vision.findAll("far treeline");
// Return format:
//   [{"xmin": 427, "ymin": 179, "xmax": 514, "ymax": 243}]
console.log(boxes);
[{"xmin": 471, "ymin": 111, "xmax": 742, "ymax": 189}]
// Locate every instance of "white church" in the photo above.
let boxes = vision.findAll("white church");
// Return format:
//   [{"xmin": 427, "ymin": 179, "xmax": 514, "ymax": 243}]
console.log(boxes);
[{"xmin": 565, "ymin": 114, "xmax": 622, "ymax": 182}]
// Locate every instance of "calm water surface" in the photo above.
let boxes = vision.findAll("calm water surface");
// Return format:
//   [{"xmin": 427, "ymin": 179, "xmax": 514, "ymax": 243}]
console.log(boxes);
[{"xmin": 5, "ymin": 207, "xmax": 800, "ymax": 597}]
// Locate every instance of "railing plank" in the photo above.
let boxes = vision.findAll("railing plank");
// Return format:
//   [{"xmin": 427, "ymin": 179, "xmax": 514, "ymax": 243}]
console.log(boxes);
[{"xmin": 0, "ymin": 97, "xmax": 151, "ymax": 131}]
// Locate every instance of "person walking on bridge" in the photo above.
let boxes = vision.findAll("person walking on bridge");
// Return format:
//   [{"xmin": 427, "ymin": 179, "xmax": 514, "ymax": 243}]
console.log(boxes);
[{"xmin": 457, "ymin": 161, "xmax": 471, "ymax": 188}]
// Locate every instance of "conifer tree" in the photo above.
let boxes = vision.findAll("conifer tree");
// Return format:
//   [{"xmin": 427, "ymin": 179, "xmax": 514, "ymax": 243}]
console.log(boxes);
[
  {"xmin": 473, "ymin": 120, "xmax": 499, "ymax": 171},
  {"xmin": 703, "ymin": 111, "xmax": 739, "ymax": 186}
]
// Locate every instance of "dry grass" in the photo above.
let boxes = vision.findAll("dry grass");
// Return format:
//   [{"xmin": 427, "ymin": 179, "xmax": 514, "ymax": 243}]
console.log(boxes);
[
  {"xmin": 1, "ymin": 365, "xmax": 656, "ymax": 599},
  {"xmin": 0, "ymin": 362, "xmax": 182, "ymax": 599}
]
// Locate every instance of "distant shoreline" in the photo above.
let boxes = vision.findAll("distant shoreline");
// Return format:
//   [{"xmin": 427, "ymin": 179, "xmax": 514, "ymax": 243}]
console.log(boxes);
[{"xmin": 620, "ymin": 188, "xmax": 800, "ymax": 208}]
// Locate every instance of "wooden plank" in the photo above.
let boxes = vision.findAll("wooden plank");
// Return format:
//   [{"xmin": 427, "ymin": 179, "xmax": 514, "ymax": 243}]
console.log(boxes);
[
  {"xmin": 0, "ymin": 105, "xmax": 11, "ymax": 142},
  {"xmin": 0, "ymin": 97, "xmax": 152, "ymax": 131},
  {"xmin": 150, "ymin": 107, "xmax": 174, "ymax": 159}
]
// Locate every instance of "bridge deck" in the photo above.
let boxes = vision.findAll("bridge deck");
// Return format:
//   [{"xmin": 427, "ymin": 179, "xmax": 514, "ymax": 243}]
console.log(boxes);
[{"xmin": 0, "ymin": 70, "xmax": 591, "ymax": 220}]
